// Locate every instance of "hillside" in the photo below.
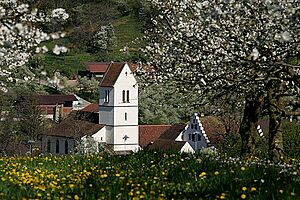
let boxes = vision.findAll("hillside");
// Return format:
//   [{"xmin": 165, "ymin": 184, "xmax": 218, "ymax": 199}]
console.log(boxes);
[{"xmin": 35, "ymin": 0, "xmax": 148, "ymax": 78}]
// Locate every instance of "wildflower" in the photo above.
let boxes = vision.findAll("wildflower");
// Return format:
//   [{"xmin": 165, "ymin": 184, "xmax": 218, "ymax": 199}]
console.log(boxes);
[
  {"xmin": 214, "ymin": 171, "xmax": 219, "ymax": 176},
  {"xmin": 242, "ymin": 187, "xmax": 247, "ymax": 191},
  {"xmin": 250, "ymin": 187, "xmax": 256, "ymax": 192},
  {"xmin": 241, "ymin": 167, "xmax": 246, "ymax": 171},
  {"xmin": 199, "ymin": 172, "xmax": 206, "ymax": 177},
  {"xmin": 279, "ymin": 190, "xmax": 284, "ymax": 194},
  {"xmin": 241, "ymin": 194, "xmax": 246, "ymax": 199},
  {"xmin": 74, "ymin": 195, "xmax": 80, "ymax": 200},
  {"xmin": 291, "ymin": 192, "xmax": 296, "ymax": 196}
]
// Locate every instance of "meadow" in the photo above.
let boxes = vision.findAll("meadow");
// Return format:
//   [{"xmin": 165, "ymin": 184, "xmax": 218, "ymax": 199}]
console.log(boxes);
[{"xmin": 0, "ymin": 151, "xmax": 299, "ymax": 200}]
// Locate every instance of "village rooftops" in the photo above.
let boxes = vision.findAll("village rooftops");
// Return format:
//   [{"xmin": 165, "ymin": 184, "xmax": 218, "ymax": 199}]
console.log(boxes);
[
  {"xmin": 32, "ymin": 94, "xmax": 78, "ymax": 106},
  {"xmin": 43, "ymin": 111, "xmax": 105, "ymax": 138},
  {"xmin": 85, "ymin": 62, "xmax": 111, "ymax": 73}
]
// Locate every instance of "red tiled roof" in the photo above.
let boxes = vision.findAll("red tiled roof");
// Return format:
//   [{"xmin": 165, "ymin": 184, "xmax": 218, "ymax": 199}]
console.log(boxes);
[
  {"xmin": 43, "ymin": 111, "xmax": 104, "ymax": 138},
  {"xmin": 158, "ymin": 124, "xmax": 186, "ymax": 140},
  {"xmin": 85, "ymin": 62, "xmax": 110, "ymax": 73},
  {"xmin": 138, "ymin": 125, "xmax": 171, "ymax": 148},
  {"xmin": 81, "ymin": 103, "xmax": 99, "ymax": 113},
  {"xmin": 147, "ymin": 139, "xmax": 186, "ymax": 152},
  {"xmin": 100, "ymin": 62, "xmax": 125, "ymax": 87},
  {"xmin": 34, "ymin": 95, "xmax": 77, "ymax": 105}
]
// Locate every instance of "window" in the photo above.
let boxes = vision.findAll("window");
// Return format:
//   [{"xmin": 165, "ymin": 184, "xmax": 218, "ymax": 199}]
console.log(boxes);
[
  {"xmin": 126, "ymin": 90, "xmax": 130, "ymax": 102},
  {"xmin": 122, "ymin": 90, "xmax": 126, "ymax": 102},
  {"xmin": 125, "ymin": 112, "xmax": 127, "ymax": 121},
  {"xmin": 192, "ymin": 134, "xmax": 195, "ymax": 142},
  {"xmin": 47, "ymin": 140, "xmax": 51, "ymax": 153},
  {"xmin": 188, "ymin": 134, "xmax": 191, "ymax": 140},
  {"xmin": 65, "ymin": 140, "xmax": 68, "ymax": 154},
  {"xmin": 104, "ymin": 90, "xmax": 109, "ymax": 103},
  {"xmin": 56, "ymin": 140, "xmax": 59, "ymax": 154},
  {"xmin": 125, "ymin": 71, "xmax": 128, "ymax": 76},
  {"xmin": 198, "ymin": 134, "xmax": 201, "ymax": 141},
  {"xmin": 191, "ymin": 124, "xmax": 194, "ymax": 129}
]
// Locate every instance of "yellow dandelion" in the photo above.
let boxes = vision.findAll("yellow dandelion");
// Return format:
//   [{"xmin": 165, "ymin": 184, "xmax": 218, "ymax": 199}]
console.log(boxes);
[
  {"xmin": 74, "ymin": 195, "xmax": 80, "ymax": 200},
  {"xmin": 250, "ymin": 187, "xmax": 256, "ymax": 192},
  {"xmin": 241, "ymin": 194, "xmax": 246, "ymax": 199},
  {"xmin": 242, "ymin": 187, "xmax": 247, "ymax": 191},
  {"xmin": 241, "ymin": 167, "xmax": 246, "ymax": 171},
  {"xmin": 214, "ymin": 171, "xmax": 219, "ymax": 176},
  {"xmin": 199, "ymin": 172, "xmax": 207, "ymax": 177}
]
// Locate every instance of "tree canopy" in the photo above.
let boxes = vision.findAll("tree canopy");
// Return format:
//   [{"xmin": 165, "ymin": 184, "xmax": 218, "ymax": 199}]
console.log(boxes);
[{"xmin": 143, "ymin": 0, "xmax": 300, "ymax": 161}]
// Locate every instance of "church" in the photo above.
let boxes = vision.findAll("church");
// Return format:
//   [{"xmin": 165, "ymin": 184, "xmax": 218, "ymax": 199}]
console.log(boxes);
[{"xmin": 41, "ymin": 62, "xmax": 218, "ymax": 155}]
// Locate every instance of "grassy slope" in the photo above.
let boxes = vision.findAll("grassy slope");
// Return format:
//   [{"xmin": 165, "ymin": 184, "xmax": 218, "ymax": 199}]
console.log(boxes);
[{"xmin": 40, "ymin": 14, "xmax": 143, "ymax": 78}]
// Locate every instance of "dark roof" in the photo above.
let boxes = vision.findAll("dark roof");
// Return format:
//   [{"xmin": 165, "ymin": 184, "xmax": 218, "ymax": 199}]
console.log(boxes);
[
  {"xmin": 158, "ymin": 124, "xmax": 186, "ymax": 140},
  {"xmin": 147, "ymin": 139, "xmax": 186, "ymax": 151},
  {"xmin": 85, "ymin": 62, "xmax": 110, "ymax": 73},
  {"xmin": 138, "ymin": 125, "xmax": 171, "ymax": 148},
  {"xmin": 81, "ymin": 103, "xmax": 99, "ymax": 113},
  {"xmin": 100, "ymin": 62, "xmax": 125, "ymax": 87},
  {"xmin": 43, "ymin": 112, "xmax": 104, "ymax": 138},
  {"xmin": 34, "ymin": 95, "xmax": 78, "ymax": 105}
]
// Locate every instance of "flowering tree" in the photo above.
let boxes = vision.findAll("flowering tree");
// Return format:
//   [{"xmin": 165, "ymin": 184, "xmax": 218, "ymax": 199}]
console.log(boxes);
[
  {"xmin": 0, "ymin": 1, "xmax": 68, "ymax": 89},
  {"xmin": 143, "ymin": 0, "xmax": 300, "ymax": 161}
]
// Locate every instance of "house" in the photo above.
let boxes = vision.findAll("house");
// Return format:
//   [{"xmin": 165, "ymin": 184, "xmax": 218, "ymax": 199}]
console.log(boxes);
[
  {"xmin": 139, "ymin": 113, "xmax": 222, "ymax": 153},
  {"xmin": 78, "ymin": 62, "xmax": 110, "ymax": 81},
  {"xmin": 16, "ymin": 94, "xmax": 80, "ymax": 121}
]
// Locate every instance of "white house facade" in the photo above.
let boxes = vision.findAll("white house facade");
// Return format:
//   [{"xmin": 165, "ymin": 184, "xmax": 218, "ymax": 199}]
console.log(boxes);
[{"xmin": 176, "ymin": 113, "xmax": 210, "ymax": 150}]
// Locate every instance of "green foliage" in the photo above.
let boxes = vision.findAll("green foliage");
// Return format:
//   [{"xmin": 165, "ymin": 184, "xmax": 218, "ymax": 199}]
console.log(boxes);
[
  {"xmin": 0, "ymin": 152, "xmax": 299, "ymax": 199},
  {"xmin": 139, "ymin": 82, "xmax": 198, "ymax": 124},
  {"xmin": 283, "ymin": 121, "xmax": 300, "ymax": 159}
]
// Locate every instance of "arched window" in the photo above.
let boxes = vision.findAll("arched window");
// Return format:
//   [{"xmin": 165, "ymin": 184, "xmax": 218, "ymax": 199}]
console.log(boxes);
[
  {"xmin": 56, "ymin": 140, "xmax": 59, "ymax": 154},
  {"xmin": 191, "ymin": 124, "xmax": 194, "ymax": 129},
  {"xmin": 126, "ymin": 90, "xmax": 130, "ymax": 102},
  {"xmin": 47, "ymin": 140, "xmax": 51, "ymax": 153},
  {"xmin": 122, "ymin": 90, "xmax": 126, "ymax": 102},
  {"xmin": 65, "ymin": 140, "xmax": 68, "ymax": 154}
]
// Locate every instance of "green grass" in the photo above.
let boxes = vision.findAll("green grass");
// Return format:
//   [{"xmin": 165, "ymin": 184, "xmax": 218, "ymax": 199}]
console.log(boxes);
[
  {"xmin": 0, "ymin": 151, "xmax": 299, "ymax": 199},
  {"xmin": 39, "ymin": 14, "xmax": 144, "ymax": 78}
]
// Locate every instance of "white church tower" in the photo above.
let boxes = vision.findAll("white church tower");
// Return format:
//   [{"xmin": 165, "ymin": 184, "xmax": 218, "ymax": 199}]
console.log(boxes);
[{"xmin": 99, "ymin": 62, "xmax": 139, "ymax": 152}]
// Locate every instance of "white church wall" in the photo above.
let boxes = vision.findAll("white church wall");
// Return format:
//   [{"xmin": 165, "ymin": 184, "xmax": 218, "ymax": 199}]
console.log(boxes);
[
  {"xmin": 99, "ymin": 87, "xmax": 114, "ymax": 107},
  {"xmin": 113, "ymin": 64, "xmax": 138, "ymax": 107},
  {"xmin": 99, "ymin": 106, "xmax": 114, "ymax": 126},
  {"xmin": 112, "ymin": 126, "xmax": 139, "ymax": 152},
  {"xmin": 92, "ymin": 128, "xmax": 106, "ymax": 143},
  {"xmin": 114, "ymin": 107, "xmax": 138, "ymax": 125}
]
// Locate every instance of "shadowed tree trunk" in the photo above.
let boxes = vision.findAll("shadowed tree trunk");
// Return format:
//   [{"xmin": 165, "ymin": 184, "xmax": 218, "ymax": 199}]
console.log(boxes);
[
  {"xmin": 239, "ymin": 93, "xmax": 263, "ymax": 157},
  {"xmin": 239, "ymin": 92, "xmax": 264, "ymax": 158},
  {"xmin": 267, "ymin": 81, "xmax": 285, "ymax": 162}
]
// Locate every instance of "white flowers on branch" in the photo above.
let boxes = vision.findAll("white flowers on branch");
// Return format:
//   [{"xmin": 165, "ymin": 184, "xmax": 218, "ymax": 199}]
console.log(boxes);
[
  {"xmin": 0, "ymin": 1, "xmax": 69, "ymax": 84},
  {"xmin": 143, "ymin": 0, "xmax": 300, "ymax": 95}
]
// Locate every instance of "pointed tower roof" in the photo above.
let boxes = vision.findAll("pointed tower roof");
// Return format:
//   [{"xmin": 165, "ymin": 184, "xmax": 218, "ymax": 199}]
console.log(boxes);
[{"xmin": 100, "ymin": 62, "xmax": 125, "ymax": 87}]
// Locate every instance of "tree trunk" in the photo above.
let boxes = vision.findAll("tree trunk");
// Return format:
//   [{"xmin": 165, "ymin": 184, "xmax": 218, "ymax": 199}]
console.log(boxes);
[
  {"xmin": 239, "ymin": 93, "xmax": 264, "ymax": 158},
  {"xmin": 267, "ymin": 81, "xmax": 285, "ymax": 162}
]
